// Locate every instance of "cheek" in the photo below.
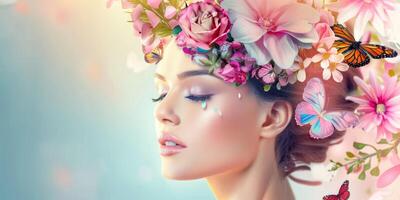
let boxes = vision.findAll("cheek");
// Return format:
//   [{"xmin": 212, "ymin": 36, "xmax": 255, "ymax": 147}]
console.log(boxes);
[{"xmin": 178, "ymin": 95, "xmax": 261, "ymax": 176}]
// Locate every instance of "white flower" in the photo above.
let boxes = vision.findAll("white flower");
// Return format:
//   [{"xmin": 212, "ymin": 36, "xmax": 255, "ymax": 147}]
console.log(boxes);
[
  {"xmin": 290, "ymin": 56, "xmax": 312, "ymax": 82},
  {"xmin": 322, "ymin": 54, "xmax": 349, "ymax": 83},
  {"xmin": 311, "ymin": 47, "xmax": 338, "ymax": 68}
]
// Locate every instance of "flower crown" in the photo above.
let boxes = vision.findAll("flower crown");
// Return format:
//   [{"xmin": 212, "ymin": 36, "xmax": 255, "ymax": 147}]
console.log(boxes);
[
  {"xmin": 112, "ymin": 0, "xmax": 400, "ymax": 188},
  {"xmin": 113, "ymin": 0, "xmax": 399, "ymax": 91}
]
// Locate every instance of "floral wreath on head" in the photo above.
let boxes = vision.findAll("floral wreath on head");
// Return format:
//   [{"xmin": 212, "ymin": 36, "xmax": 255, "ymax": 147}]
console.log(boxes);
[{"xmin": 110, "ymin": 0, "xmax": 400, "ymax": 191}]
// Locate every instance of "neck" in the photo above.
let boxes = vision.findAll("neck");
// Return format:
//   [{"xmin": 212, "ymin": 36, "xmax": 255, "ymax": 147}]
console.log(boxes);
[{"xmin": 205, "ymin": 138, "xmax": 295, "ymax": 200}]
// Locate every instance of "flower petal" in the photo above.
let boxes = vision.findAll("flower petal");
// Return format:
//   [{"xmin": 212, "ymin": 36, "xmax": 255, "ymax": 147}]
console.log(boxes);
[
  {"xmin": 264, "ymin": 34, "xmax": 298, "ymax": 68},
  {"xmin": 322, "ymin": 68, "xmax": 331, "ymax": 80},
  {"xmin": 148, "ymin": 0, "xmax": 161, "ymax": 9},
  {"xmin": 230, "ymin": 17, "xmax": 266, "ymax": 43},
  {"xmin": 145, "ymin": 10, "xmax": 160, "ymax": 28},
  {"xmin": 377, "ymin": 164, "xmax": 400, "ymax": 188},
  {"xmin": 243, "ymin": 39, "xmax": 272, "ymax": 65},
  {"xmin": 274, "ymin": 3, "xmax": 319, "ymax": 33},
  {"xmin": 354, "ymin": 9, "xmax": 373, "ymax": 41},
  {"xmin": 297, "ymin": 69, "xmax": 306, "ymax": 82},
  {"xmin": 332, "ymin": 70, "xmax": 343, "ymax": 82},
  {"xmin": 337, "ymin": 0, "xmax": 362, "ymax": 24},
  {"xmin": 221, "ymin": 0, "xmax": 258, "ymax": 22}
]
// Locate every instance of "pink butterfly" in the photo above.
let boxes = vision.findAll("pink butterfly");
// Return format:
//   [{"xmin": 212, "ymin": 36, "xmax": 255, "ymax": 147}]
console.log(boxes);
[{"xmin": 295, "ymin": 78, "xmax": 359, "ymax": 139}]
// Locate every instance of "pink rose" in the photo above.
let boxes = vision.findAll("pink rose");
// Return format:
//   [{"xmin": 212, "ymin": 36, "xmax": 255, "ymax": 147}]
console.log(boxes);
[
  {"xmin": 216, "ymin": 61, "xmax": 248, "ymax": 85},
  {"xmin": 177, "ymin": 1, "xmax": 231, "ymax": 50}
]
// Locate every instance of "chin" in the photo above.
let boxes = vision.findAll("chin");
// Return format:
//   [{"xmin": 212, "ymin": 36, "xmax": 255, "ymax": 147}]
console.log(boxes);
[{"xmin": 160, "ymin": 164, "xmax": 208, "ymax": 180}]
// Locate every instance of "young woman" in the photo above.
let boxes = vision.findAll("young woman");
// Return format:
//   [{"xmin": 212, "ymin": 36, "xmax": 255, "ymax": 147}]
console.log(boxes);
[
  {"xmin": 152, "ymin": 40, "xmax": 360, "ymax": 200},
  {"xmin": 111, "ymin": 0, "xmax": 399, "ymax": 199}
]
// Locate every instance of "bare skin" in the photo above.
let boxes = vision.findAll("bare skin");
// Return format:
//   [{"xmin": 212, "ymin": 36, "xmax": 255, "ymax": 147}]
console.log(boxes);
[{"xmin": 153, "ymin": 41, "xmax": 295, "ymax": 200}]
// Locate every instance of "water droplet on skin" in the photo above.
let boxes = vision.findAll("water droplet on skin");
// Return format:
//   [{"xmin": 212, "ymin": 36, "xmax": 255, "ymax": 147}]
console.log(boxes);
[
  {"xmin": 238, "ymin": 93, "xmax": 242, "ymax": 99},
  {"xmin": 213, "ymin": 107, "xmax": 222, "ymax": 117},
  {"xmin": 201, "ymin": 101, "xmax": 207, "ymax": 110}
]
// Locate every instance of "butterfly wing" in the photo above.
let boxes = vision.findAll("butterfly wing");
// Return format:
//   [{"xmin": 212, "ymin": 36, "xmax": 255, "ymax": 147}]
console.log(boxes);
[
  {"xmin": 333, "ymin": 40, "xmax": 352, "ymax": 54},
  {"xmin": 338, "ymin": 180, "xmax": 350, "ymax": 200},
  {"xmin": 295, "ymin": 102, "xmax": 319, "ymax": 126},
  {"xmin": 361, "ymin": 44, "xmax": 398, "ymax": 59},
  {"xmin": 324, "ymin": 111, "xmax": 359, "ymax": 132},
  {"xmin": 331, "ymin": 24, "xmax": 371, "ymax": 68},
  {"xmin": 310, "ymin": 117, "xmax": 335, "ymax": 139},
  {"xmin": 323, "ymin": 195, "xmax": 339, "ymax": 200},
  {"xmin": 331, "ymin": 24, "xmax": 355, "ymax": 42},
  {"xmin": 342, "ymin": 47, "xmax": 370, "ymax": 68},
  {"xmin": 296, "ymin": 78, "xmax": 335, "ymax": 139},
  {"xmin": 303, "ymin": 78, "xmax": 326, "ymax": 112},
  {"xmin": 322, "ymin": 180, "xmax": 350, "ymax": 200}
]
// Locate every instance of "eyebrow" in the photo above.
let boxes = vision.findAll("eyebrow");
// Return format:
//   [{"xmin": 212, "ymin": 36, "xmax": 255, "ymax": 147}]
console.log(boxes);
[{"xmin": 154, "ymin": 69, "xmax": 223, "ymax": 81}]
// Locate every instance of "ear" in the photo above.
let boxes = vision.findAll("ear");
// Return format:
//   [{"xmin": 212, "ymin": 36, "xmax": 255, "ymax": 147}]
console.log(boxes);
[{"xmin": 259, "ymin": 101, "xmax": 293, "ymax": 139}]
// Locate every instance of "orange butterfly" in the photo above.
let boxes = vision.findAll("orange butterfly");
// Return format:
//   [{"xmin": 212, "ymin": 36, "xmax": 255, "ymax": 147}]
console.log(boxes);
[{"xmin": 331, "ymin": 24, "xmax": 398, "ymax": 68}]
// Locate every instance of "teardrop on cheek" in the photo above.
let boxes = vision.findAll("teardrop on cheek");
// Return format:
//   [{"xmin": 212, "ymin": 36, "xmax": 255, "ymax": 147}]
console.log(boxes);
[
  {"xmin": 201, "ymin": 100, "xmax": 207, "ymax": 110},
  {"xmin": 212, "ymin": 107, "xmax": 222, "ymax": 117},
  {"xmin": 238, "ymin": 93, "xmax": 242, "ymax": 99}
]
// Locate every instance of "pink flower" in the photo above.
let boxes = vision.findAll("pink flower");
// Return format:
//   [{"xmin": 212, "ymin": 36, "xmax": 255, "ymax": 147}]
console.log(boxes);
[
  {"xmin": 377, "ymin": 153, "xmax": 400, "ymax": 188},
  {"xmin": 216, "ymin": 61, "xmax": 250, "ymax": 85},
  {"xmin": 313, "ymin": 9, "xmax": 335, "ymax": 48},
  {"xmin": 221, "ymin": 0, "xmax": 319, "ymax": 68},
  {"xmin": 346, "ymin": 73, "xmax": 400, "ymax": 141},
  {"xmin": 335, "ymin": 0, "xmax": 397, "ymax": 40},
  {"xmin": 177, "ymin": 1, "xmax": 231, "ymax": 50}
]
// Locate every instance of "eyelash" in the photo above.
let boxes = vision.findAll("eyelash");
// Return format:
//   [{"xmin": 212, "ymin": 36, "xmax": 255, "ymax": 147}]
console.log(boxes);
[{"xmin": 151, "ymin": 93, "xmax": 213, "ymax": 102}]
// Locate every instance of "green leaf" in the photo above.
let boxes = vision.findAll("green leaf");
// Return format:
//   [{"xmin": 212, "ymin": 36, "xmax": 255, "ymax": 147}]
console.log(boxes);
[
  {"xmin": 393, "ymin": 133, "xmax": 400, "ymax": 141},
  {"xmin": 169, "ymin": 0, "xmax": 184, "ymax": 8},
  {"xmin": 359, "ymin": 151, "xmax": 368, "ymax": 157},
  {"xmin": 363, "ymin": 160, "xmax": 371, "ymax": 171},
  {"xmin": 353, "ymin": 142, "xmax": 367, "ymax": 150},
  {"xmin": 370, "ymin": 166, "xmax": 380, "ymax": 176},
  {"xmin": 152, "ymin": 23, "xmax": 172, "ymax": 37},
  {"xmin": 346, "ymin": 151, "xmax": 355, "ymax": 158},
  {"xmin": 377, "ymin": 139, "xmax": 388, "ymax": 144},
  {"xmin": 128, "ymin": 0, "xmax": 141, "ymax": 4},
  {"xmin": 358, "ymin": 171, "xmax": 366, "ymax": 180},
  {"xmin": 263, "ymin": 85, "xmax": 271, "ymax": 92},
  {"xmin": 379, "ymin": 148, "xmax": 392, "ymax": 158},
  {"xmin": 347, "ymin": 165, "xmax": 354, "ymax": 174}
]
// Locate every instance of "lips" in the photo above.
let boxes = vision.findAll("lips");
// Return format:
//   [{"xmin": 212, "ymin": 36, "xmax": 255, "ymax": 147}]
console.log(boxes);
[
  {"xmin": 158, "ymin": 134, "xmax": 187, "ymax": 147},
  {"xmin": 158, "ymin": 134, "xmax": 187, "ymax": 156}
]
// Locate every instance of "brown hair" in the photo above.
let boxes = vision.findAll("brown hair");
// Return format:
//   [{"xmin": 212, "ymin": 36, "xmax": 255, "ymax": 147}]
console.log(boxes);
[{"xmin": 247, "ymin": 62, "xmax": 362, "ymax": 184}]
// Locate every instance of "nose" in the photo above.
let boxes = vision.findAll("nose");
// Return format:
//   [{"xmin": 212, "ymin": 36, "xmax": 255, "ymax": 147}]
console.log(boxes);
[{"xmin": 154, "ymin": 94, "xmax": 181, "ymax": 126}]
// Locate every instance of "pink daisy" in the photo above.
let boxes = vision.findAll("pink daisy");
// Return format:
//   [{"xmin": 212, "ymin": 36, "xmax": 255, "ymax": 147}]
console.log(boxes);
[
  {"xmin": 346, "ymin": 72, "xmax": 400, "ymax": 141},
  {"xmin": 335, "ymin": 0, "xmax": 397, "ymax": 40}
]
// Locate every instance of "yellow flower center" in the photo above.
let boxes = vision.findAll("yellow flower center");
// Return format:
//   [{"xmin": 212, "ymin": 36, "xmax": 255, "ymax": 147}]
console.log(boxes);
[
  {"xmin": 323, "ymin": 53, "xmax": 331, "ymax": 60},
  {"xmin": 329, "ymin": 62, "xmax": 337, "ymax": 71},
  {"xmin": 376, "ymin": 104, "xmax": 386, "ymax": 114}
]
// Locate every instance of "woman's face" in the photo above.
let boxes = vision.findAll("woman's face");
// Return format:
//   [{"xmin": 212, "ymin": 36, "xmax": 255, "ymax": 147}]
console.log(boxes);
[{"xmin": 153, "ymin": 41, "xmax": 270, "ymax": 180}]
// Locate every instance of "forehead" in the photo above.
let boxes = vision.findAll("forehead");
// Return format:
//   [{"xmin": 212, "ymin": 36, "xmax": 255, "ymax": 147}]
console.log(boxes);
[{"xmin": 155, "ymin": 41, "xmax": 205, "ymax": 80}]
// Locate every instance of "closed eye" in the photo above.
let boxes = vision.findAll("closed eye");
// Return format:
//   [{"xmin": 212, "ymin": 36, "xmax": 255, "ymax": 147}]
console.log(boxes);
[
  {"xmin": 152, "ymin": 93, "xmax": 213, "ymax": 103},
  {"xmin": 185, "ymin": 94, "xmax": 213, "ymax": 102},
  {"xmin": 152, "ymin": 93, "xmax": 167, "ymax": 102}
]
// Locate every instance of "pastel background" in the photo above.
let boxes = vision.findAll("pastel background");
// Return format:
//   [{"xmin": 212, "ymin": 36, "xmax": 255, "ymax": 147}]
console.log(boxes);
[{"xmin": 0, "ymin": 1, "xmax": 399, "ymax": 200}]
